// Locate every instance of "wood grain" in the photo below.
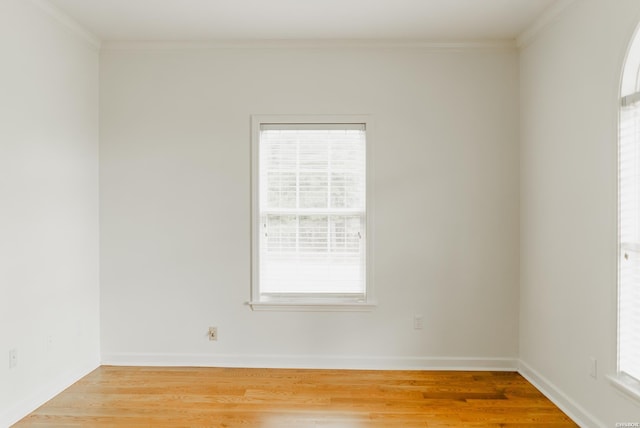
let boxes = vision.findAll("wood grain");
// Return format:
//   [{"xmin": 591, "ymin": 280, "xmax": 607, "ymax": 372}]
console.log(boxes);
[{"xmin": 13, "ymin": 366, "xmax": 578, "ymax": 427}]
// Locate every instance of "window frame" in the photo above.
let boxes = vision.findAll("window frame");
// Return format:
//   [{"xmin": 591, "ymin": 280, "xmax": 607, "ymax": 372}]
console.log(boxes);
[
  {"xmin": 610, "ymin": 27, "xmax": 640, "ymax": 403},
  {"xmin": 250, "ymin": 115, "xmax": 375, "ymax": 312}
]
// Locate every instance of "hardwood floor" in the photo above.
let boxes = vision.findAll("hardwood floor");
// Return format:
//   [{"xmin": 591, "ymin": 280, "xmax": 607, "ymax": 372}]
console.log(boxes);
[{"xmin": 14, "ymin": 366, "xmax": 578, "ymax": 427}]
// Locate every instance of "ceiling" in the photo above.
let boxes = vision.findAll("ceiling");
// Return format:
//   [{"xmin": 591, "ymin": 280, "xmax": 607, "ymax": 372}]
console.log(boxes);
[{"xmin": 47, "ymin": 0, "xmax": 558, "ymax": 42}]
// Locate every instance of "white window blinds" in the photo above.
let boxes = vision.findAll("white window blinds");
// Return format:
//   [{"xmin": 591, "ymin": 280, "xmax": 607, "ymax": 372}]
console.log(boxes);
[
  {"xmin": 257, "ymin": 123, "xmax": 367, "ymax": 299},
  {"xmin": 619, "ymin": 95, "xmax": 640, "ymax": 382}
]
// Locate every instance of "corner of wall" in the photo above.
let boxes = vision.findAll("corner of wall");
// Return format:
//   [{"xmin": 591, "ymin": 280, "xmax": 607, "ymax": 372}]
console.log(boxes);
[
  {"xmin": 1, "ymin": 362, "xmax": 99, "ymax": 427},
  {"xmin": 516, "ymin": 0, "xmax": 578, "ymax": 49},
  {"xmin": 518, "ymin": 360, "xmax": 605, "ymax": 427},
  {"xmin": 27, "ymin": 0, "xmax": 101, "ymax": 50}
]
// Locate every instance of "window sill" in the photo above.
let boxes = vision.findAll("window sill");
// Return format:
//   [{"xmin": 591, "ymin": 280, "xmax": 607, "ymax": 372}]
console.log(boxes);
[
  {"xmin": 608, "ymin": 373, "xmax": 640, "ymax": 404},
  {"xmin": 248, "ymin": 300, "xmax": 377, "ymax": 312}
]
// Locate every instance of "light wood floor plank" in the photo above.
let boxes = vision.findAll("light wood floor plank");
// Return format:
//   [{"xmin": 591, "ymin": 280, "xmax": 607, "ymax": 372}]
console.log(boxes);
[{"xmin": 13, "ymin": 366, "xmax": 577, "ymax": 427}]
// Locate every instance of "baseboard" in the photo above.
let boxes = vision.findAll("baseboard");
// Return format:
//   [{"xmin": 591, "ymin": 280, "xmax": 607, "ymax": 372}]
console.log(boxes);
[
  {"xmin": 1, "ymin": 361, "xmax": 99, "ymax": 427},
  {"xmin": 101, "ymin": 352, "xmax": 518, "ymax": 371},
  {"xmin": 518, "ymin": 360, "xmax": 604, "ymax": 428}
]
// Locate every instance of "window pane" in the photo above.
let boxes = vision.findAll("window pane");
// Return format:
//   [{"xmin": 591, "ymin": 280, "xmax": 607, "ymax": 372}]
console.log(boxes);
[
  {"xmin": 620, "ymin": 103, "xmax": 640, "ymax": 381},
  {"xmin": 257, "ymin": 122, "xmax": 367, "ymax": 299},
  {"xmin": 330, "ymin": 216, "xmax": 362, "ymax": 256},
  {"xmin": 260, "ymin": 214, "xmax": 364, "ymax": 294},
  {"xmin": 299, "ymin": 138, "xmax": 328, "ymax": 169},
  {"xmin": 331, "ymin": 172, "xmax": 364, "ymax": 209},
  {"xmin": 299, "ymin": 172, "xmax": 328, "ymax": 209},
  {"xmin": 267, "ymin": 171, "xmax": 296, "ymax": 209},
  {"xmin": 620, "ymin": 248, "xmax": 640, "ymax": 380},
  {"xmin": 299, "ymin": 215, "xmax": 328, "ymax": 253},
  {"xmin": 264, "ymin": 215, "xmax": 296, "ymax": 254}
]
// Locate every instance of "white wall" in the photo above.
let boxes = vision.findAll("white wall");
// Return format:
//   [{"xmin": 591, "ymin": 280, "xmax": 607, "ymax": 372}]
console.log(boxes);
[
  {"xmin": 7, "ymin": 0, "xmax": 640, "ymax": 424},
  {"xmin": 520, "ymin": 0, "xmax": 640, "ymax": 425},
  {"xmin": 99, "ymin": 45, "xmax": 520, "ymax": 368},
  {"xmin": 0, "ymin": 1, "xmax": 100, "ymax": 425}
]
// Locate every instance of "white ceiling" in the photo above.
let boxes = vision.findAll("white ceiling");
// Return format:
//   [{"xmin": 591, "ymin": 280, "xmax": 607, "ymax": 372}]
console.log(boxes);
[{"xmin": 46, "ymin": 0, "xmax": 558, "ymax": 42}]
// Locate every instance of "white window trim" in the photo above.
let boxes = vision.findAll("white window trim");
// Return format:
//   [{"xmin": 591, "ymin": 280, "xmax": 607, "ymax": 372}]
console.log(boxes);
[
  {"xmin": 608, "ymin": 373, "xmax": 640, "ymax": 403},
  {"xmin": 249, "ymin": 114, "xmax": 375, "ymax": 312}
]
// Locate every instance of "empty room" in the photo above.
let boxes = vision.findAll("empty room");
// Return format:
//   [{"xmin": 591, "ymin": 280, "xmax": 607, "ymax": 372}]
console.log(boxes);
[{"xmin": 2, "ymin": 0, "xmax": 640, "ymax": 426}]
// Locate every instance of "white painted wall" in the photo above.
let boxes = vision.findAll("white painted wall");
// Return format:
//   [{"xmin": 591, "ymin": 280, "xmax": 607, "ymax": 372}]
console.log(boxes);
[
  {"xmin": 8, "ymin": 0, "xmax": 640, "ymax": 424},
  {"xmin": 519, "ymin": 0, "xmax": 640, "ymax": 425},
  {"xmin": 99, "ymin": 46, "xmax": 520, "ymax": 368},
  {"xmin": 0, "ymin": 1, "xmax": 100, "ymax": 425}
]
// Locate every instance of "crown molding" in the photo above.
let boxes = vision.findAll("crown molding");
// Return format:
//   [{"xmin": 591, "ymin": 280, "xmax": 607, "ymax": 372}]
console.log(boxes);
[
  {"xmin": 101, "ymin": 39, "xmax": 516, "ymax": 52},
  {"xmin": 23, "ymin": 1, "xmax": 568, "ymax": 53},
  {"xmin": 29, "ymin": 0, "xmax": 101, "ymax": 50},
  {"xmin": 517, "ymin": 0, "xmax": 578, "ymax": 49}
]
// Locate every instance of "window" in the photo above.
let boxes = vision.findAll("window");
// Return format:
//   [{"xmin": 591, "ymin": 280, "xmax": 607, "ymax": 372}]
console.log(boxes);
[
  {"xmin": 614, "ymin": 29, "xmax": 640, "ymax": 400},
  {"xmin": 619, "ymin": 95, "xmax": 640, "ymax": 386},
  {"xmin": 250, "ymin": 116, "xmax": 374, "ymax": 311}
]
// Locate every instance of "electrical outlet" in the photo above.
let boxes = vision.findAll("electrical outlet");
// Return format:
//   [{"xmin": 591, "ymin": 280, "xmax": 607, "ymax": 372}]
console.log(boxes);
[
  {"xmin": 9, "ymin": 349, "xmax": 17, "ymax": 369},
  {"xmin": 208, "ymin": 327, "xmax": 218, "ymax": 341},
  {"xmin": 589, "ymin": 357, "xmax": 597, "ymax": 379},
  {"xmin": 413, "ymin": 315, "xmax": 424, "ymax": 330}
]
